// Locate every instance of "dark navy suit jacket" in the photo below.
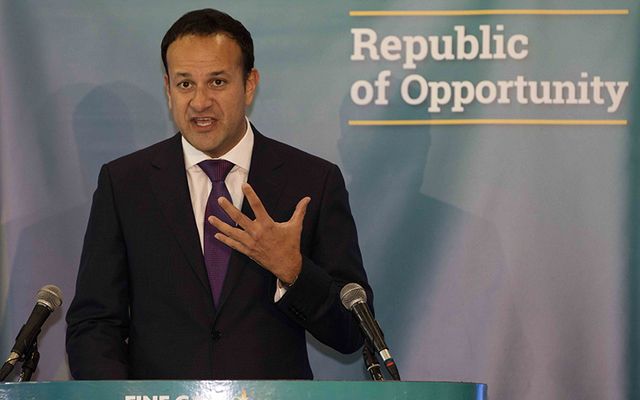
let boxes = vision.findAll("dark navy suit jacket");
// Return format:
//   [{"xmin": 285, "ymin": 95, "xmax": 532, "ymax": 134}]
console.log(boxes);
[{"xmin": 66, "ymin": 128, "xmax": 371, "ymax": 379}]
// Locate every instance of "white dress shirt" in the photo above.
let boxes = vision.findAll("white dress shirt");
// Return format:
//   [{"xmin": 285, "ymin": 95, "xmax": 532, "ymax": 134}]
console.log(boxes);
[
  {"xmin": 181, "ymin": 118, "xmax": 288, "ymax": 300},
  {"xmin": 182, "ymin": 119, "xmax": 253, "ymax": 251}
]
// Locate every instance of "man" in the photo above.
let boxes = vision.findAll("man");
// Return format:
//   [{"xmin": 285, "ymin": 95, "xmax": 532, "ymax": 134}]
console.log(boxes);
[{"xmin": 66, "ymin": 8, "xmax": 371, "ymax": 380}]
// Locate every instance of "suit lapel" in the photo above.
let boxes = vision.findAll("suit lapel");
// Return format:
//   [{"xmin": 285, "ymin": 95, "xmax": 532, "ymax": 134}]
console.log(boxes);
[
  {"xmin": 217, "ymin": 128, "xmax": 286, "ymax": 310},
  {"xmin": 148, "ymin": 134, "xmax": 212, "ymax": 301},
  {"xmin": 244, "ymin": 128, "xmax": 286, "ymax": 219}
]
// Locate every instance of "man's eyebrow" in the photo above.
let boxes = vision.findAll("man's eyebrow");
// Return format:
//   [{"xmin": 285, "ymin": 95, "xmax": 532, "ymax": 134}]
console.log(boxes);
[
  {"xmin": 207, "ymin": 71, "xmax": 228, "ymax": 77},
  {"xmin": 173, "ymin": 71, "xmax": 228, "ymax": 78}
]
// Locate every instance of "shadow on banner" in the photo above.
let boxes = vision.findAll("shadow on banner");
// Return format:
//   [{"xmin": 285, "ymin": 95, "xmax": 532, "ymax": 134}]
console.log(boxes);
[{"xmin": 1, "ymin": 82, "xmax": 167, "ymax": 380}]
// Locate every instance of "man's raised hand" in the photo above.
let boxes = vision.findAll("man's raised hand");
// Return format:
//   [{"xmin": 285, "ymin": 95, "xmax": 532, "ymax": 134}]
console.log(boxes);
[{"xmin": 208, "ymin": 183, "xmax": 310, "ymax": 284}]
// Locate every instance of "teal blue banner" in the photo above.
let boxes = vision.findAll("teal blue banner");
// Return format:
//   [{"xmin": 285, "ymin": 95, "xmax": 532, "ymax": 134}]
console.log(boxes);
[{"xmin": 0, "ymin": 2, "xmax": 637, "ymax": 400}]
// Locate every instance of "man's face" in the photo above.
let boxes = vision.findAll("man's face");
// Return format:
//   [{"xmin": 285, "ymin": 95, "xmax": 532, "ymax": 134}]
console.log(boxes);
[{"xmin": 164, "ymin": 34, "xmax": 259, "ymax": 158}]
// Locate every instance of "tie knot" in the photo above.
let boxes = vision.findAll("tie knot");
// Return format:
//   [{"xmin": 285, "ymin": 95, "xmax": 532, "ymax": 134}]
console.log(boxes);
[{"xmin": 199, "ymin": 159, "xmax": 235, "ymax": 182}]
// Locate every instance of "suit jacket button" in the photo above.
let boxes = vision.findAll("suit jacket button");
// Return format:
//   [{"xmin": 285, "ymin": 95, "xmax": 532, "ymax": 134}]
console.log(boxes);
[{"xmin": 211, "ymin": 330, "xmax": 221, "ymax": 341}]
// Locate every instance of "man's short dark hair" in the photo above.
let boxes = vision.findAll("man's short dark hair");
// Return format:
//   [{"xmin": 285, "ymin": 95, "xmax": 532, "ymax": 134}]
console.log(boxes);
[{"xmin": 161, "ymin": 8, "xmax": 254, "ymax": 78}]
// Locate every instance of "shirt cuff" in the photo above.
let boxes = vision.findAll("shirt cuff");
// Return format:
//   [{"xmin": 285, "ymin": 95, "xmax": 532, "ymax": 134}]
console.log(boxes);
[{"xmin": 274, "ymin": 279, "xmax": 289, "ymax": 302}]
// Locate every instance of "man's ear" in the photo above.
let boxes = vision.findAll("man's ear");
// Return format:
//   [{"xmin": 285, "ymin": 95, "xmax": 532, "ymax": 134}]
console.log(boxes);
[
  {"xmin": 244, "ymin": 68, "xmax": 260, "ymax": 106},
  {"xmin": 163, "ymin": 74, "xmax": 172, "ymax": 110}
]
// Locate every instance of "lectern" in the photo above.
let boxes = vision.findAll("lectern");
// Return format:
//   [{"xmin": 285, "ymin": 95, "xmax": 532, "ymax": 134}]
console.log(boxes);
[{"xmin": 0, "ymin": 380, "xmax": 486, "ymax": 399}]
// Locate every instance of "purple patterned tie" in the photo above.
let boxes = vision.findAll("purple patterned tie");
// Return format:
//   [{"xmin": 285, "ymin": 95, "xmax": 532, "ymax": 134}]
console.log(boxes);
[{"xmin": 199, "ymin": 159, "xmax": 235, "ymax": 307}]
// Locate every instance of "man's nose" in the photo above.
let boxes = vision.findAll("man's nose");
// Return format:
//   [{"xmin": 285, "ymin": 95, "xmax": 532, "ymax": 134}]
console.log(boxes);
[{"xmin": 190, "ymin": 86, "xmax": 213, "ymax": 111}]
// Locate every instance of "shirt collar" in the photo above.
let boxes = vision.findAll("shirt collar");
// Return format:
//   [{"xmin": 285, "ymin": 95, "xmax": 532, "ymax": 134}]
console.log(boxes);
[{"xmin": 182, "ymin": 116, "xmax": 254, "ymax": 172}]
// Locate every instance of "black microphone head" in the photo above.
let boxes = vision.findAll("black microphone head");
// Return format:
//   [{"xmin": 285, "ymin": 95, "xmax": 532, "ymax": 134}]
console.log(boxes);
[
  {"xmin": 340, "ymin": 282, "xmax": 367, "ymax": 310},
  {"xmin": 36, "ymin": 285, "xmax": 63, "ymax": 311}
]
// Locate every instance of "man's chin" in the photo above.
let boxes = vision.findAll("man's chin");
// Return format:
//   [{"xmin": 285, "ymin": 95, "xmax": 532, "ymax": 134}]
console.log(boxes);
[{"xmin": 182, "ymin": 133, "xmax": 219, "ymax": 152}]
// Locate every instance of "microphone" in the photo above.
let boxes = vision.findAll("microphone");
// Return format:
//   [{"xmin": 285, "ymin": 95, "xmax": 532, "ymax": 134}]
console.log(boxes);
[
  {"xmin": 0, "ymin": 285, "xmax": 63, "ymax": 381},
  {"xmin": 340, "ymin": 283, "xmax": 400, "ymax": 381}
]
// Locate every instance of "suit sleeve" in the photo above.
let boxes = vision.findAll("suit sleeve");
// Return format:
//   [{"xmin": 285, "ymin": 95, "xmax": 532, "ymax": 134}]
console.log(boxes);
[
  {"xmin": 276, "ymin": 163, "xmax": 372, "ymax": 354},
  {"xmin": 65, "ymin": 165, "xmax": 130, "ymax": 379}
]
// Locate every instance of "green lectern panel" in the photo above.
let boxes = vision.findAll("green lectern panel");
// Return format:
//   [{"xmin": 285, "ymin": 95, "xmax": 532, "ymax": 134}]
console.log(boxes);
[{"xmin": 0, "ymin": 380, "xmax": 487, "ymax": 400}]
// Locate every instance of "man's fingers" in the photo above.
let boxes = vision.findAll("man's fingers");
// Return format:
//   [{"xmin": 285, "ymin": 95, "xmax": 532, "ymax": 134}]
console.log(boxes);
[
  {"xmin": 217, "ymin": 196, "xmax": 253, "ymax": 229},
  {"xmin": 242, "ymin": 183, "xmax": 271, "ymax": 221},
  {"xmin": 291, "ymin": 197, "xmax": 311, "ymax": 225},
  {"xmin": 213, "ymin": 231, "xmax": 252, "ymax": 257},
  {"xmin": 209, "ymin": 216, "xmax": 259, "ymax": 261},
  {"xmin": 209, "ymin": 215, "xmax": 252, "ymax": 244}
]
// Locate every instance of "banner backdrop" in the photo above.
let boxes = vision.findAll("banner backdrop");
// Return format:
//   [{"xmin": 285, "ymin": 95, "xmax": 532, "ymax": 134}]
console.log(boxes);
[{"xmin": 1, "ymin": 1, "xmax": 637, "ymax": 399}]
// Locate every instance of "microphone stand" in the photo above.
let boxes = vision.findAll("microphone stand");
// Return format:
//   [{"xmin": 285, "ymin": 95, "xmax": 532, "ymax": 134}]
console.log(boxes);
[
  {"xmin": 0, "ymin": 329, "xmax": 41, "ymax": 382},
  {"xmin": 0, "ymin": 348, "xmax": 20, "ymax": 382},
  {"xmin": 363, "ymin": 339, "xmax": 384, "ymax": 381},
  {"xmin": 0, "ymin": 360, "xmax": 14, "ymax": 382},
  {"xmin": 18, "ymin": 340, "xmax": 40, "ymax": 382}
]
